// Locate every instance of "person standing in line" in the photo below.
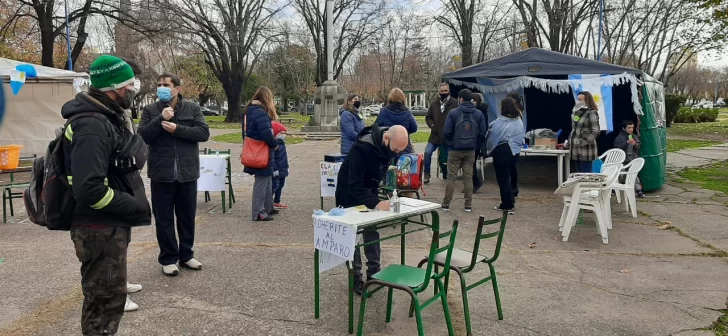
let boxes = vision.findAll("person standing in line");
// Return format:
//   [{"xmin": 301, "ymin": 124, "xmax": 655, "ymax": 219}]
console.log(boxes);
[
  {"xmin": 472, "ymin": 93, "xmax": 490, "ymax": 193},
  {"xmin": 441, "ymin": 89, "xmax": 487, "ymax": 212},
  {"xmin": 339, "ymin": 93, "xmax": 365, "ymax": 155},
  {"xmin": 486, "ymin": 97, "xmax": 525, "ymax": 215},
  {"xmin": 374, "ymin": 88, "xmax": 418, "ymax": 154},
  {"xmin": 271, "ymin": 122, "xmax": 290, "ymax": 209},
  {"xmin": 62, "ymin": 55, "xmax": 151, "ymax": 335},
  {"xmin": 335, "ymin": 124, "xmax": 410, "ymax": 295},
  {"xmin": 243, "ymin": 87, "xmax": 280, "ymax": 221},
  {"xmin": 567, "ymin": 91, "xmax": 600, "ymax": 173},
  {"xmin": 424, "ymin": 83, "xmax": 459, "ymax": 183},
  {"xmin": 138, "ymin": 72, "xmax": 210, "ymax": 276}
]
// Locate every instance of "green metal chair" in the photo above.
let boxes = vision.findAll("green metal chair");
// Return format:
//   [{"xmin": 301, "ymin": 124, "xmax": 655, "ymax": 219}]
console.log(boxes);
[
  {"xmin": 417, "ymin": 214, "xmax": 508, "ymax": 336},
  {"xmin": 357, "ymin": 221, "xmax": 460, "ymax": 336},
  {"xmin": 2, "ymin": 155, "xmax": 36, "ymax": 223},
  {"xmin": 201, "ymin": 148, "xmax": 236, "ymax": 213}
]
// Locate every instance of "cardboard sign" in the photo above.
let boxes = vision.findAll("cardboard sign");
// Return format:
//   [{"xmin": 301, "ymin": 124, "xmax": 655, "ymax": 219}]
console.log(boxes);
[
  {"xmin": 320, "ymin": 162, "xmax": 341, "ymax": 197},
  {"xmin": 198, "ymin": 157, "xmax": 226, "ymax": 191}
]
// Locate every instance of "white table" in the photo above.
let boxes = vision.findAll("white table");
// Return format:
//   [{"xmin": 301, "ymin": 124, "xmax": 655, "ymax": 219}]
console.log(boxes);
[
  {"xmin": 313, "ymin": 198, "xmax": 441, "ymax": 333},
  {"xmin": 520, "ymin": 148, "xmax": 570, "ymax": 185}
]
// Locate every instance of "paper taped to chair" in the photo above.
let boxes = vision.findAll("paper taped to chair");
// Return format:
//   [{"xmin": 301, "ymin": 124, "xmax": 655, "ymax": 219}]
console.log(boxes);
[
  {"xmin": 313, "ymin": 216, "xmax": 356, "ymax": 262},
  {"xmin": 198, "ymin": 157, "xmax": 226, "ymax": 191}
]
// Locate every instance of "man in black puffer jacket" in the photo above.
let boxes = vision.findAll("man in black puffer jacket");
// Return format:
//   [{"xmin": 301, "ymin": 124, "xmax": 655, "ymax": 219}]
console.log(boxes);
[
  {"xmin": 138, "ymin": 72, "xmax": 209, "ymax": 276},
  {"xmin": 62, "ymin": 55, "xmax": 151, "ymax": 335}
]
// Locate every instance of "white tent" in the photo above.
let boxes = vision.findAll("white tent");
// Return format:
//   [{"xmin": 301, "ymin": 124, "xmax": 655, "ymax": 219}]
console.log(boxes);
[{"xmin": 0, "ymin": 58, "xmax": 89, "ymax": 155}]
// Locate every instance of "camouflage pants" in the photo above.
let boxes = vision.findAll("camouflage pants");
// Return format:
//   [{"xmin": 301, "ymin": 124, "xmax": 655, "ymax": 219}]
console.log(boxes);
[{"xmin": 70, "ymin": 225, "xmax": 130, "ymax": 336}]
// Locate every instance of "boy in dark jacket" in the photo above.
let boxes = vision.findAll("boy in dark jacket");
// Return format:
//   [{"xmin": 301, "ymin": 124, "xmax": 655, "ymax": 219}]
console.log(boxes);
[
  {"xmin": 614, "ymin": 119, "xmax": 645, "ymax": 197},
  {"xmin": 271, "ymin": 122, "xmax": 290, "ymax": 209}
]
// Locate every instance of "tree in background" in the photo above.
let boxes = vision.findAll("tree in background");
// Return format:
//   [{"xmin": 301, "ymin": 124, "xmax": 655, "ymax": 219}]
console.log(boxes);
[{"xmin": 177, "ymin": 54, "xmax": 225, "ymax": 107}]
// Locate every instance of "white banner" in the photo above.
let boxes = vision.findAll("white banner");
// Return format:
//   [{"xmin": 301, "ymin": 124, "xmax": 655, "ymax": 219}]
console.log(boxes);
[
  {"xmin": 198, "ymin": 157, "xmax": 227, "ymax": 191},
  {"xmin": 313, "ymin": 216, "xmax": 356, "ymax": 261},
  {"xmin": 318, "ymin": 251, "xmax": 347, "ymax": 273},
  {"xmin": 320, "ymin": 162, "xmax": 341, "ymax": 197}
]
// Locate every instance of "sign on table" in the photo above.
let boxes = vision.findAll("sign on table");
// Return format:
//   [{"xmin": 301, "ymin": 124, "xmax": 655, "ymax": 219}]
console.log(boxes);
[
  {"xmin": 198, "ymin": 157, "xmax": 226, "ymax": 191},
  {"xmin": 320, "ymin": 162, "xmax": 341, "ymax": 197},
  {"xmin": 314, "ymin": 215, "xmax": 356, "ymax": 273}
]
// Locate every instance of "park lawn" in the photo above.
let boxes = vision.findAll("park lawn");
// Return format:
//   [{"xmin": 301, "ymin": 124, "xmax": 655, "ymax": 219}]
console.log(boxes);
[
  {"xmin": 667, "ymin": 139, "xmax": 722, "ymax": 152},
  {"xmin": 411, "ymin": 132, "xmax": 430, "ymax": 143},
  {"xmin": 211, "ymin": 132, "xmax": 304, "ymax": 145},
  {"xmin": 667, "ymin": 119, "xmax": 728, "ymax": 141},
  {"xmin": 678, "ymin": 160, "xmax": 728, "ymax": 195}
]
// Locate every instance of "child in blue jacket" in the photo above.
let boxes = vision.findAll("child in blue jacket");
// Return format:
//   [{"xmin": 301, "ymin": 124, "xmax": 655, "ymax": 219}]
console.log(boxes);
[{"xmin": 271, "ymin": 122, "xmax": 290, "ymax": 209}]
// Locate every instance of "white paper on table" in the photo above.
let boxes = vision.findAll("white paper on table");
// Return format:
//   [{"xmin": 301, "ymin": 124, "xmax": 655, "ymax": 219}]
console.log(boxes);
[
  {"xmin": 318, "ymin": 251, "xmax": 347, "ymax": 273},
  {"xmin": 399, "ymin": 198, "xmax": 433, "ymax": 208},
  {"xmin": 198, "ymin": 157, "xmax": 226, "ymax": 191}
]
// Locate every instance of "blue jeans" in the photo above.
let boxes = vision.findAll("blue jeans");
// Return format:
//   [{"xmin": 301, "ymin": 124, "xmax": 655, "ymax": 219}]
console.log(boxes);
[
  {"xmin": 574, "ymin": 160, "xmax": 593, "ymax": 173},
  {"xmin": 423, "ymin": 142, "xmax": 440, "ymax": 174},
  {"xmin": 272, "ymin": 177, "xmax": 286, "ymax": 203}
]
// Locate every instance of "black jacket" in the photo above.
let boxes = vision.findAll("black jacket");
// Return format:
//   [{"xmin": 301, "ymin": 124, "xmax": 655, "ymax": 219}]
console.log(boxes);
[
  {"xmin": 426, "ymin": 97, "xmax": 458, "ymax": 144},
  {"xmin": 61, "ymin": 93, "xmax": 151, "ymax": 227},
  {"xmin": 335, "ymin": 124, "xmax": 394, "ymax": 209},
  {"xmin": 138, "ymin": 99, "xmax": 210, "ymax": 182}
]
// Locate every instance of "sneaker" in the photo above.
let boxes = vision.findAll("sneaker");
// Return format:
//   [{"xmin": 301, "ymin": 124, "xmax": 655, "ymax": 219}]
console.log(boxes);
[
  {"xmin": 182, "ymin": 258, "xmax": 202, "ymax": 270},
  {"xmin": 464, "ymin": 207, "xmax": 472, "ymax": 213},
  {"xmin": 494, "ymin": 206, "xmax": 515, "ymax": 215},
  {"xmin": 274, "ymin": 203, "xmax": 288, "ymax": 209},
  {"xmin": 125, "ymin": 295, "xmax": 139, "ymax": 312},
  {"xmin": 424, "ymin": 173, "xmax": 431, "ymax": 184},
  {"xmin": 353, "ymin": 280, "xmax": 365, "ymax": 296},
  {"xmin": 637, "ymin": 191, "xmax": 646, "ymax": 198},
  {"xmin": 255, "ymin": 214, "xmax": 273, "ymax": 221},
  {"xmin": 127, "ymin": 282, "xmax": 143, "ymax": 293},
  {"xmin": 162, "ymin": 264, "xmax": 179, "ymax": 276},
  {"xmin": 269, "ymin": 209, "xmax": 280, "ymax": 215},
  {"xmin": 441, "ymin": 205, "xmax": 450, "ymax": 212}
]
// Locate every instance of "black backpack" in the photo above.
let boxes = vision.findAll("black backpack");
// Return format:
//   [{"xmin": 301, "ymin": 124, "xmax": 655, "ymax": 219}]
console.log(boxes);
[
  {"xmin": 23, "ymin": 112, "xmax": 109, "ymax": 230},
  {"xmin": 452, "ymin": 111, "xmax": 479, "ymax": 149}
]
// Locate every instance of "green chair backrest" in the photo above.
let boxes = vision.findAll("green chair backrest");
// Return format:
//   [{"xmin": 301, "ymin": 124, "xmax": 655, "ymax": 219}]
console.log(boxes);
[
  {"xmin": 417, "ymin": 221, "xmax": 459, "ymax": 291},
  {"xmin": 465, "ymin": 214, "xmax": 508, "ymax": 272}
]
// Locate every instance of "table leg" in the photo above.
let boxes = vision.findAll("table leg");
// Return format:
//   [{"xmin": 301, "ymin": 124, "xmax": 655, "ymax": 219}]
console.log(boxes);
[
  {"xmin": 557, "ymin": 155, "xmax": 564, "ymax": 186},
  {"xmin": 401, "ymin": 222, "xmax": 406, "ymax": 265},
  {"xmin": 314, "ymin": 249, "xmax": 320, "ymax": 319},
  {"xmin": 222, "ymin": 191, "xmax": 227, "ymax": 213},
  {"xmin": 348, "ymin": 262, "xmax": 355, "ymax": 334},
  {"xmin": 566, "ymin": 153, "xmax": 571, "ymax": 177},
  {"xmin": 320, "ymin": 197, "xmax": 324, "ymax": 210}
]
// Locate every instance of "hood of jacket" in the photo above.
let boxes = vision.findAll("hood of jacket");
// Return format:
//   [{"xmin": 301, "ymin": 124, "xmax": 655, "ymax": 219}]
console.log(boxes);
[
  {"xmin": 382, "ymin": 103, "xmax": 409, "ymax": 114},
  {"xmin": 339, "ymin": 106, "xmax": 361, "ymax": 117},
  {"xmin": 357, "ymin": 124, "xmax": 391, "ymax": 161},
  {"xmin": 62, "ymin": 92, "xmax": 124, "ymax": 125},
  {"xmin": 458, "ymin": 101, "xmax": 477, "ymax": 114}
]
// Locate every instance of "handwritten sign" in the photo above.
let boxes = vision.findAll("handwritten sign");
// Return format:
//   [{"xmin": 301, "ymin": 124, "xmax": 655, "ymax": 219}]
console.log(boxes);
[
  {"xmin": 320, "ymin": 162, "xmax": 342, "ymax": 197},
  {"xmin": 318, "ymin": 251, "xmax": 347, "ymax": 273},
  {"xmin": 198, "ymin": 157, "xmax": 226, "ymax": 191},
  {"xmin": 313, "ymin": 216, "xmax": 356, "ymax": 262}
]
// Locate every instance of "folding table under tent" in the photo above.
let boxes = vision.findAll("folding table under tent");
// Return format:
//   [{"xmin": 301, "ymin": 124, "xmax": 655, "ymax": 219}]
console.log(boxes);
[{"xmin": 442, "ymin": 48, "xmax": 666, "ymax": 191}]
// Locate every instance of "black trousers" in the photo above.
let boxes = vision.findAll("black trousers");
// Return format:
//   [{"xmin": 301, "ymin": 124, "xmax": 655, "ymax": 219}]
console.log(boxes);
[
  {"xmin": 492, "ymin": 144, "xmax": 519, "ymax": 210},
  {"xmin": 151, "ymin": 180, "xmax": 197, "ymax": 266},
  {"xmin": 351, "ymin": 231, "xmax": 381, "ymax": 281}
]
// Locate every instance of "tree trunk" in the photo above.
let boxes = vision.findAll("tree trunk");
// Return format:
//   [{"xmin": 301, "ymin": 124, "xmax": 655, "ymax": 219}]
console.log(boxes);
[
  {"xmin": 224, "ymin": 81, "xmax": 244, "ymax": 123},
  {"xmin": 39, "ymin": 20, "xmax": 56, "ymax": 67},
  {"xmin": 461, "ymin": 35, "xmax": 473, "ymax": 67}
]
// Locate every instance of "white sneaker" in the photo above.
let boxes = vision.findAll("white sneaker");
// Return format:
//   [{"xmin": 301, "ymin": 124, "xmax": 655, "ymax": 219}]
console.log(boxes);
[
  {"xmin": 127, "ymin": 282, "xmax": 142, "ymax": 293},
  {"xmin": 125, "ymin": 295, "xmax": 139, "ymax": 312},
  {"xmin": 162, "ymin": 264, "xmax": 179, "ymax": 276},
  {"xmin": 182, "ymin": 258, "xmax": 202, "ymax": 270}
]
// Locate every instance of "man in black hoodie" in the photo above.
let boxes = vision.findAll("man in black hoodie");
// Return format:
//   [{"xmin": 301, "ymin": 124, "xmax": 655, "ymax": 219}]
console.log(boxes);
[
  {"xmin": 335, "ymin": 124, "xmax": 409, "ymax": 295},
  {"xmin": 61, "ymin": 55, "xmax": 151, "ymax": 335}
]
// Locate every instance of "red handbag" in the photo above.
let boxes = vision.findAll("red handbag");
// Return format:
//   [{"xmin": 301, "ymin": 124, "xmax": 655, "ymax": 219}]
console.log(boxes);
[{"xmin": 240, "ymin": 115, "xmax": 270, "ymax": 169}]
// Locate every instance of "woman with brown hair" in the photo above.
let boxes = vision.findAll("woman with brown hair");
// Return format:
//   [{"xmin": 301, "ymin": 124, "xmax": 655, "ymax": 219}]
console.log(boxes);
[
  {"xmin": 242, "ymin": 87, "xmax": 279, "ymax": 221},
  {"xmin": 486, "ymin": 97, "xmax": 525, "ymax": 214},
  {"xmin": 568, "ymin": 91, "xmax": 600, "ymax": 173},
  {"xmin": 339, "ymin": 93, "xmax": 364, "ymax": 154},
  {"xmin": 374, "ymin": 88, "xmax": 418, "ymax": 153}
]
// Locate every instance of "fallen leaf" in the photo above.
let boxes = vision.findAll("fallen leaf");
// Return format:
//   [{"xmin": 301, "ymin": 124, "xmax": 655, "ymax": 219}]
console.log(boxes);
[
  {"xmin": 528, "ymin": 242, "xmax": 537, "ymax": 248},
  {"xmin": 619, "ymin": 269, "xmax": 631, "ymax": 274},
  {"xmin": 658, "ymin": 224, "xmax": 672, "ymax": 230}
]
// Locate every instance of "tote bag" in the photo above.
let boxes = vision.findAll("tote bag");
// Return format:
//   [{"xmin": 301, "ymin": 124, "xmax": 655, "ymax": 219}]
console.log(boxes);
[{"xmin": 240, "ymin": 115, "xmax": 270, "ymax": 169}]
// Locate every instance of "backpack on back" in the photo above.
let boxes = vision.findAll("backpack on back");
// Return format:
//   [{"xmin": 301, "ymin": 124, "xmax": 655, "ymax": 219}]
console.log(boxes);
[
  {"xmin": 23, "ymin": 112, "xmax": 109, "ymax": 230},
  {"xmin": 452, "ymin": 111, "xmax": 479, "ymax": 149},
  {"xmin": 395, "ymin": 153, "xmax": 425, "ymax": 194}
]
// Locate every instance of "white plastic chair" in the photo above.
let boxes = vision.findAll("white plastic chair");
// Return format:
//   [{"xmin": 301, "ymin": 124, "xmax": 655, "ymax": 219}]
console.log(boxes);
[
  {"xmin": 612, "ymin": 158, "xmax": 645, "ymax": 218},
  {"xmin": 599, "ymin": 148, "xmax": 626, "ymax": 172},
  {"xmin": 558, "ymin": 164, "xmax": 622, "ymax": 244}
]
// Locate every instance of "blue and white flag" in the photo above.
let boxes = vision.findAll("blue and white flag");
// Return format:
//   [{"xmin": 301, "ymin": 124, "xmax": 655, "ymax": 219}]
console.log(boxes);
[{"xmin": 569, "ymin": 74, "xmax": 613, "ymax": 131}]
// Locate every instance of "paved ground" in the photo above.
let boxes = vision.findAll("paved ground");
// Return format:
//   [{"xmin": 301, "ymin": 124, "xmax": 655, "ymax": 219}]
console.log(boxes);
[{"xmin": 1, "ymin": 140, "xmax": 727, "ymax": 336}]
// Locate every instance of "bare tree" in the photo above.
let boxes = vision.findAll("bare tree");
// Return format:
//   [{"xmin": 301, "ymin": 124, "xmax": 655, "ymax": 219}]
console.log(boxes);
[
  {"xmin": 435, "ymin": 0, "xmax": 478, "ymax": 67},
  {"xmin": 293, "ymin": 0, "xmax": 386, "ymax": 86},
  {"xmin": 512, "ymin": 0, "xmax": 599, "ymax": 53}
]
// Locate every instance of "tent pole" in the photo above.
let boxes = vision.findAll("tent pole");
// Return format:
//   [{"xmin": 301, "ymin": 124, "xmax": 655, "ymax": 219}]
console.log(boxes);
[{"xmin": 65, "ymin": 0, "xmax": 73, "ymax": 71}]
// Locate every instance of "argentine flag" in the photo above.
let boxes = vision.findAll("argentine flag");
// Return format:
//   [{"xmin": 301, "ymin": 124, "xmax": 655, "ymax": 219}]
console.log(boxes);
[{"xmin": 568, "ymin": 74, "xmax": 613, "ymax": 132}]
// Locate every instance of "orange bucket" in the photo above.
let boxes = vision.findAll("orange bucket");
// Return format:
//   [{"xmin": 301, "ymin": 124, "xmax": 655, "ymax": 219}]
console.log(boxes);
[{"xmin": 0, "ymin": 145, "xmax": 23, "ymax": 170}]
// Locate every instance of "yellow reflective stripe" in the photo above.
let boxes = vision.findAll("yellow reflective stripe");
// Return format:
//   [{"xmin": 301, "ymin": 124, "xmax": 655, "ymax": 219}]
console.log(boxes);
[
  {"xmin": 91, "ymin": 188, "xmax": 114, "ymax": 209},
  {"xmin": 67, "ymin": 176, "xmax": 107, "ymax": 186},
  {"xmin": 65, "ymin": 125, "xmax": 74, "ymax": 141}
]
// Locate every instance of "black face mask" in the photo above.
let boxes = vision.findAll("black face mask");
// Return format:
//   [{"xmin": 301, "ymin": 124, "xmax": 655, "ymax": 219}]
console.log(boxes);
[
  {"xmin": 353, "ymin": 101, "xmax": 361, "ymax": 109},
  {"xmin": 117, "ymin": 89, "xmax": 135, "ymax": 110},
  {"xmin": 382, "ymin": 139, "xmax": 397, "ymax": 158},
  {"xmin": 440, "ymin": 94, "xmax": 449, "ymax": 101}
]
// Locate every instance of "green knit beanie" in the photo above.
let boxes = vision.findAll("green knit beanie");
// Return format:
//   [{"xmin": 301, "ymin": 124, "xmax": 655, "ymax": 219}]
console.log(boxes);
[{"xmin": 89, "ymin": 55, "xmax": 135, "ymax": 92}]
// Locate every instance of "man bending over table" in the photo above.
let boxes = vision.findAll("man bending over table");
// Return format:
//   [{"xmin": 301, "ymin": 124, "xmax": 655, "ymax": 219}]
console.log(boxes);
[{"xmin": 335, "ymin": 124, "xmax": 410, "ymax": 295}]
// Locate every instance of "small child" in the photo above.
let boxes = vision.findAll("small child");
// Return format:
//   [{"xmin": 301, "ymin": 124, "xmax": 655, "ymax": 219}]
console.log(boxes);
[
  {"xmin": 271, "ymin": 122, "xmax": 290, "ymax": 209},
  {"xmin": 614, "ymin": 119, "xmax": 645, "ymax": 197}
]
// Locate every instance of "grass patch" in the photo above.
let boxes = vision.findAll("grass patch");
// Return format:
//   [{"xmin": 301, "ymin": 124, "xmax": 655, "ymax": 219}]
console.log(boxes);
[
  {"xmin": 411, "ymin": 132, "xmax": 430, "ymax": 143},
  {"xmin": 713, "ymin": 312, "xmax": 728, "ymax": 336},
  {"xmin": 677, "ymin": 160, "xmax": 728, "ymax": 195},
  {"xmin": 414, "ymin": 116, "xmax": 426, "ymax": 124},
  {"xmin": 668, "ymin": 119, "xmax": 728, "ymax": 140},
  {"xmin": 667, "ymin": 139, "xmax": 722, "ymax": 152},
  {"xmin": 211, "ymin": 132, "xmax": 304, "ymax": 145}
]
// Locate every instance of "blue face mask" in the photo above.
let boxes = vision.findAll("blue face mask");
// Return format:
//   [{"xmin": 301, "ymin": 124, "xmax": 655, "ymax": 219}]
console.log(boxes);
[{"xmin": 157, "ymin": 87, "xmax": 173, "ymax": 102}]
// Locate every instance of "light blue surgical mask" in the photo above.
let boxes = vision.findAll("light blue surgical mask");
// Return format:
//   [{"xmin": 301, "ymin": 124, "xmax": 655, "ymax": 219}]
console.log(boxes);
[{"xmin": 157, "ymin": 87, "xmax": 173, "ymax": 102}]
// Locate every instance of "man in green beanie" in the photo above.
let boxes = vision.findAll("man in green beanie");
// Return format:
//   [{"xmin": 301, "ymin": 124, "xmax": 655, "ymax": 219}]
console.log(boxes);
[{"xmin": 61, "ymin": 55, "xmax": 151, "ymax": 335}]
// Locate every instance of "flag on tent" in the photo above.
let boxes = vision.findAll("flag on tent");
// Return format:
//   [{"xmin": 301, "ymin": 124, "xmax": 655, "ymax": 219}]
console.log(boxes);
[
  {"xmin": 9, "ymin": 69, "xmax": 26, "ymax": 96},
  {"xmin": 569, "ymin": 74, "xmax": 613, "ymax": 132}
]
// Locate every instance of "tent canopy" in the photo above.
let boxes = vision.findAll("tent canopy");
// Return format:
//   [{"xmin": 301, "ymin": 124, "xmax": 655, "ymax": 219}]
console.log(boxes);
[
  {"xmin": 0, "ymin": 57, "xmax": 88, "ymax": 80},
  {"xmin": 444, "ymin": 48, "xmax": 642, "ymax": 79}
]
